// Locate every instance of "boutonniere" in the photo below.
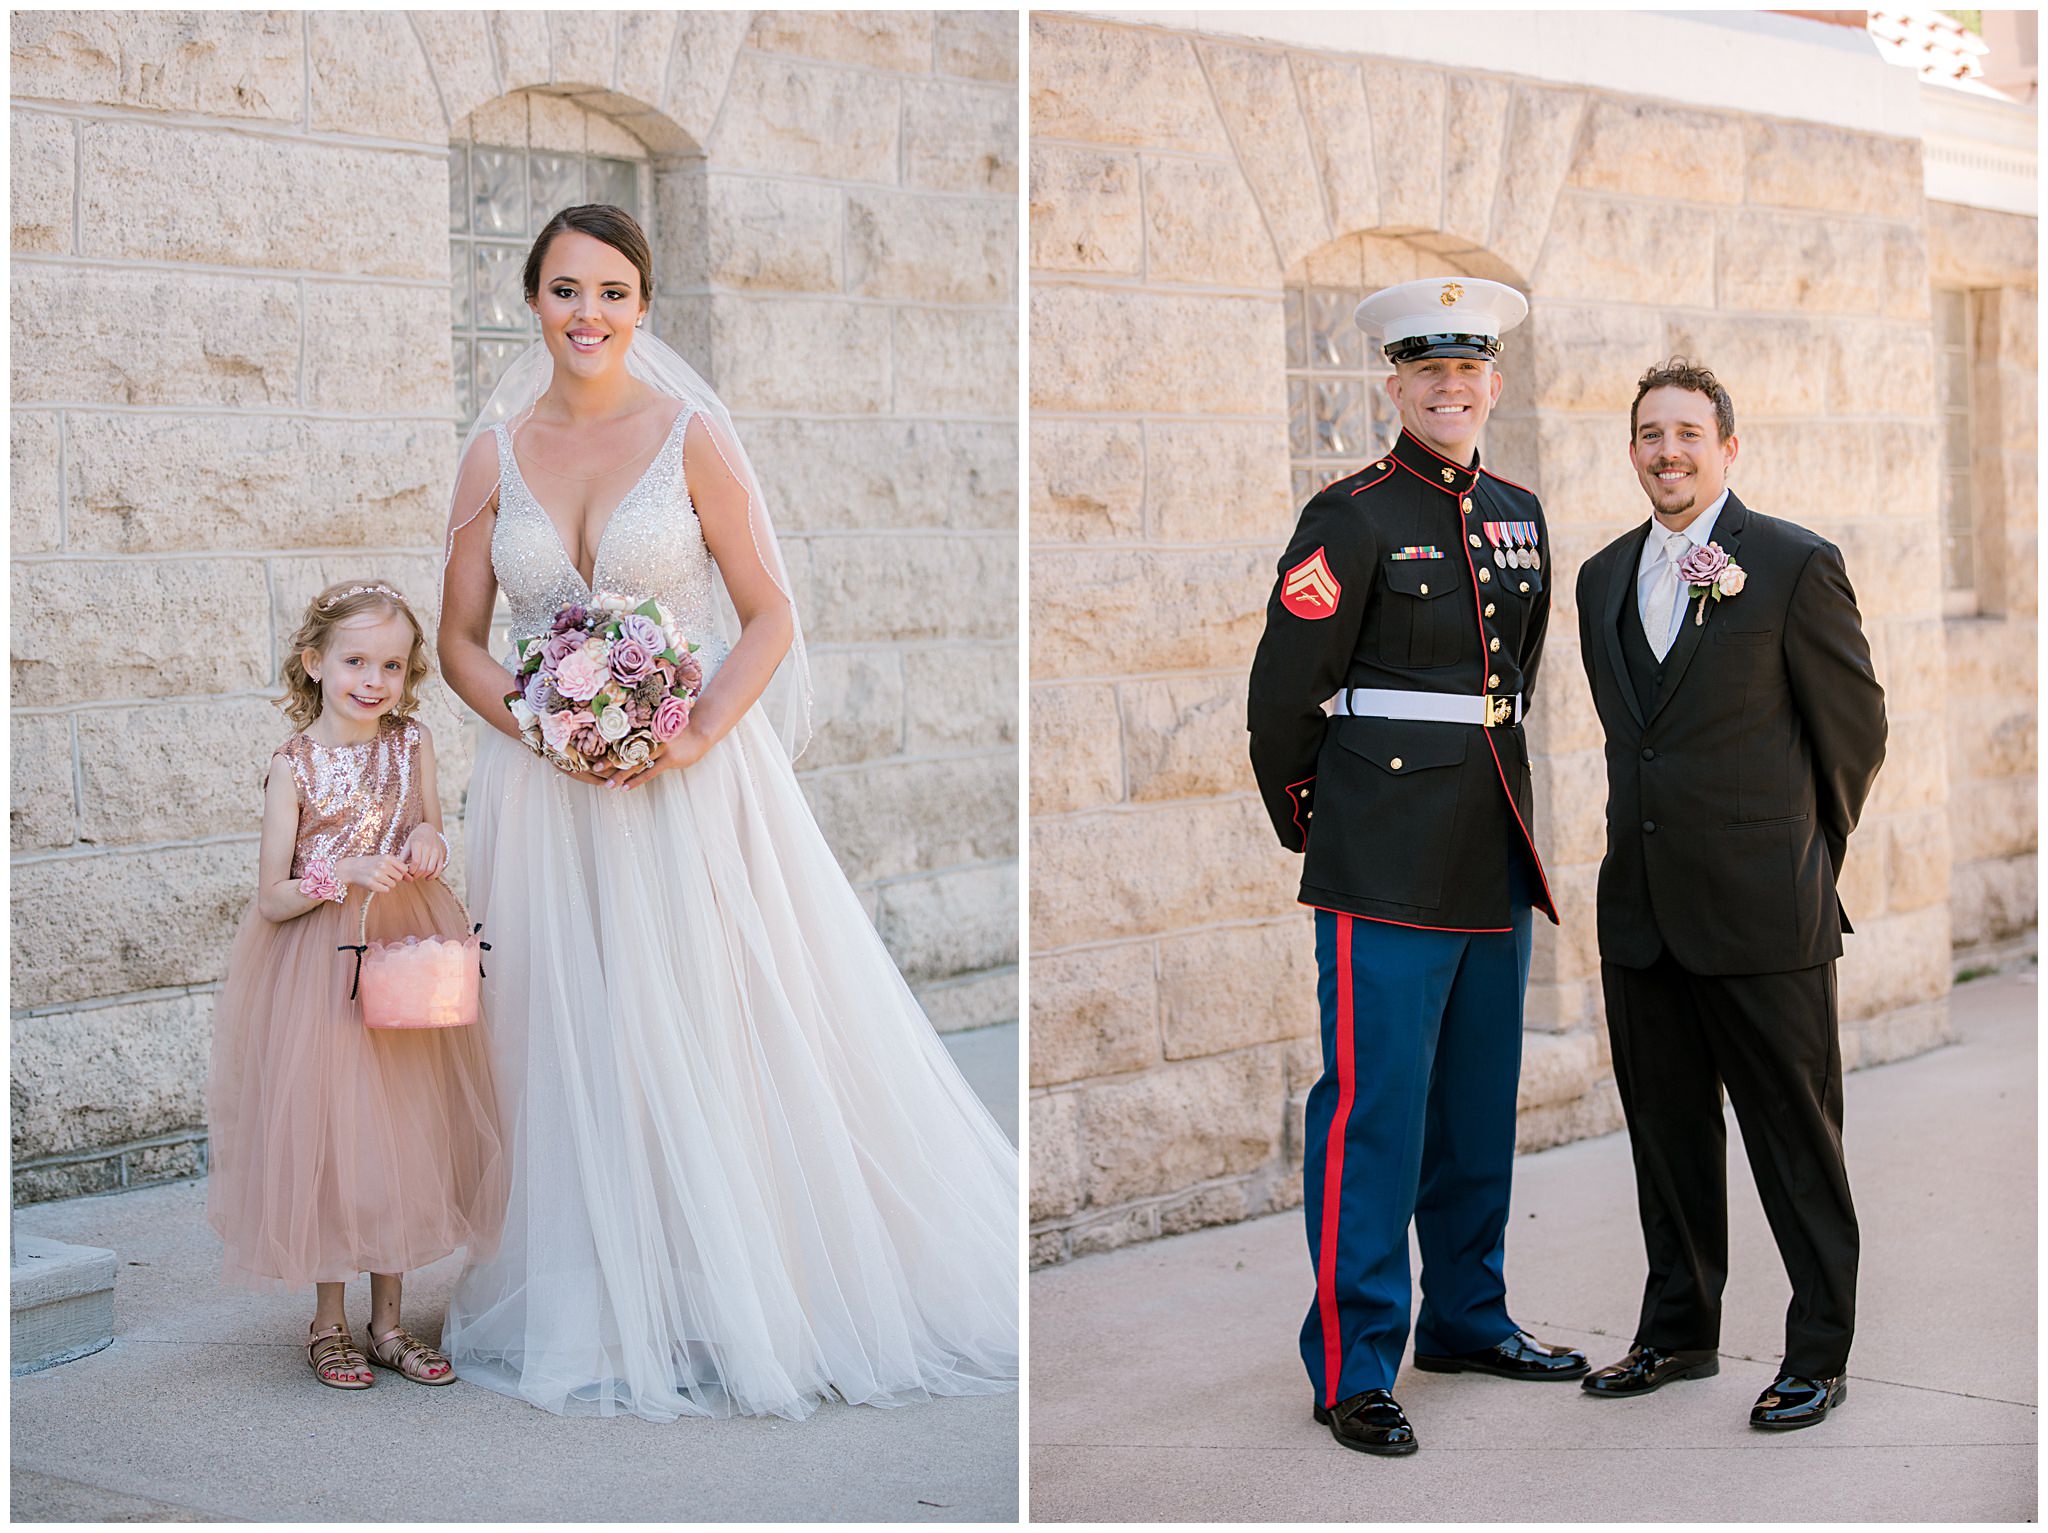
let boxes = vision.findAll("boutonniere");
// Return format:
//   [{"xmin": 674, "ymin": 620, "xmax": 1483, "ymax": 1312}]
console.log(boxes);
[{"xmin": 1676, "ymin": 541, "xmax": 1747, "ymax": 625}]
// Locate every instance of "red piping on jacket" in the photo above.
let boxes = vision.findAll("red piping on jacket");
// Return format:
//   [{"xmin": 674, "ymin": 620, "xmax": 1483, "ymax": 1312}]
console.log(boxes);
[{"xmin": 1286, "ymin": 775, "xmax": 1315, "ymax": 840}]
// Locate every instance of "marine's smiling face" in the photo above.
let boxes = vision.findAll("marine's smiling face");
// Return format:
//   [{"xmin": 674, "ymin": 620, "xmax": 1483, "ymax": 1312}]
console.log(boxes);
[{"xmin": 1385, "ymin": 356, "xmax": 1502, "ymax": 464}]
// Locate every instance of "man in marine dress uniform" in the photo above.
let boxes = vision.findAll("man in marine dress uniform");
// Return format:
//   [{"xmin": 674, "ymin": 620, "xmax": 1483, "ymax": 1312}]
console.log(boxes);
[
  {"xmin": 1575, "ymin": 359, "xmax": 1886, "ymax": 1430},
  {"xmin": 1247, "ymin": 278, "xmax": 1587, "ymax": 1458}
]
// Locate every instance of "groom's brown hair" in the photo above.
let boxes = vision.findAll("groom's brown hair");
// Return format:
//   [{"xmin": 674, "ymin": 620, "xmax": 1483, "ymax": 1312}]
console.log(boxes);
[{"xmin": 1630, "ymin": 357, "xmax": 1736, "ymax": 442}]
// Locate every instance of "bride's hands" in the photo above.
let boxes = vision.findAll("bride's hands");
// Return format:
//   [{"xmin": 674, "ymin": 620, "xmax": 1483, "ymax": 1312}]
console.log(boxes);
[{"xmin": 608, "ymin": 725, "xmax": 711, "ymax": 792}]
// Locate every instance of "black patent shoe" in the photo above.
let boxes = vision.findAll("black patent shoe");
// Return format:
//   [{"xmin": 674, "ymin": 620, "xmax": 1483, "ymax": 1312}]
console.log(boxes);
[
  {"xmin": 1580, "ymin": 1344, "xmax": 1720, "ymax": 1396},
  {"xmin": 1313, "ymin": 1389, "xmax": 1419, "ymax": 1456},
  {"xmin": 1751, "ymin": 1372, "xmax": 1845, "ymax": 1430},
  {"xmin": 1414, "ymin": 1329, "xmax": 1590, "ymax": 1380}
]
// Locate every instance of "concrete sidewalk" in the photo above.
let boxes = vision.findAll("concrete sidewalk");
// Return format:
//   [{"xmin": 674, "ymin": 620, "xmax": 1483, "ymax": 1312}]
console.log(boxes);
[
  {"xmin": 12, "ymin": 1023, "xmax": 1021, "ymax": 1524},
  {"xmin": 1030, "ymin": 969, "xmax": 2038, "ymax": 1522}
]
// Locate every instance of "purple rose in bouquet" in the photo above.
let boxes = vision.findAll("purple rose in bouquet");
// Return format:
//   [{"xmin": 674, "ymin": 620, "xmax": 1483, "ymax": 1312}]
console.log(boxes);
[{"xmin": 610, "ymin": 637, "xmax": 655, "ymax": 685}]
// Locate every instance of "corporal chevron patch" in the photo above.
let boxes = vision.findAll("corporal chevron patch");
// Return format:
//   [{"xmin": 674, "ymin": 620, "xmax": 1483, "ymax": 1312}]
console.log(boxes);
[{"xmin": 1282, "ymin": 545, "xmax": 1341, "ymax": 619}]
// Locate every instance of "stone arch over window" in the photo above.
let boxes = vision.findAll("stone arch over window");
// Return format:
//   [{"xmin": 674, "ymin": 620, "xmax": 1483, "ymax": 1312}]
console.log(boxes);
[{"xmin": 1282, "ymin": 234, "xmax": 1532, "ymax": 504}]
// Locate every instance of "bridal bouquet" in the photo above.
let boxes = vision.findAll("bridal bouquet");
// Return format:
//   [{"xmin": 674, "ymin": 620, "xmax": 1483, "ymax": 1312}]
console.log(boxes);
[{"xmin": 509, "ymin": 593, "xmax": 704, "ymax": 774}]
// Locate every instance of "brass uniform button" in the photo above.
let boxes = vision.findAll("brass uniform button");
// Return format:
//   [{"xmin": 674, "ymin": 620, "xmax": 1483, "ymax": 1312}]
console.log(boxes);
[
  {"xmin": 1419, "ymin": 582, "xmax": 1430, "ymax": 595},
  {"xmin": 1390, "ymin": 757, "xmax": 1403, "ymax": 771},
  {"xmin": 1461, "ymin": 497, "xmax": 1473, "ymax": 512},
  {"xmin": 1469, "ymin": 534, "xmax": 1481, "ymax": 547},
  {"xmin": 1488, "ymin": 673, "xmax": 1500, "ymax": 688},
  {"xmin": 1484, "ymin": 603, "xmax": 1496, "ymax": 616},
  {"xmin": 1479, "ymin": 568, "xmax": 1491, "ymax": 583},
  {"xmin": 1489, "ymin": 637, "xmax": 1501, "ymax": 652},
  {"xmin": 1519, "ymin": 580, "xmax": 1530, "ymax": 593}
]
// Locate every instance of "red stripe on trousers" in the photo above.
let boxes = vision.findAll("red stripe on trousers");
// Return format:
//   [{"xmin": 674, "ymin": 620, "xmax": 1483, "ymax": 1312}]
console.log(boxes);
[{"xmin": 1317, "ymin": 913, "xmax": 1357, "ymax": 1408}]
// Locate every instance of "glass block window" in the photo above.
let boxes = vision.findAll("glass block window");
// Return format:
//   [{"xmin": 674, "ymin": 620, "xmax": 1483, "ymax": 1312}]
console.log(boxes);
[
  {"xmin": 1284, "ymin": 284, "xmax": 1401, "ymax": 506},
  {"xmin": 1935, "ymin": 288, "xmax": 1975, "ymax": 593},
  {"xmin": 448, "ymin": 101, "xmax": 650, "ymax": 428}
]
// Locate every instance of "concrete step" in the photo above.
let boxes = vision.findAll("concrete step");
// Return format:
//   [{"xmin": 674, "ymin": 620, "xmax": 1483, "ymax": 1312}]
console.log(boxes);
[{"xmin": 11, "ymin": 1234, "xmax": 116, "ymax": 1376}]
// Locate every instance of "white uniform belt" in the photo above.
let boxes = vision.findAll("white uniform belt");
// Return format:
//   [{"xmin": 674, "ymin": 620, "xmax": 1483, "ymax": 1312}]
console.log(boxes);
[{"xmin": 1332, "ymin": 687, "xmax": 1523, "ymax": 726}]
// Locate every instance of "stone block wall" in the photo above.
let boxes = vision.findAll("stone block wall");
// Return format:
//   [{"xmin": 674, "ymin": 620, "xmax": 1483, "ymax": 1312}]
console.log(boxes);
[
  {"xmin": 10, "ymin": 10, "xmax": 1019, "ymax": 1203},
  {"xmin": 1926, "ymin": 201, "xmax": 2038, "ymax": 954},
  {"xmin": 1027, "ymin": 13, "xmax": 2021, "ymax": 1265}
]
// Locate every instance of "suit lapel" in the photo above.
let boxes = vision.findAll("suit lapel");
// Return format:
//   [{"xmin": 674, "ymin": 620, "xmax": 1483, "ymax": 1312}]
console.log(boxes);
[
  {"xmin": 1603, "ymin": 524, "xmax": 1650, "ymax": 731},
  {"xmin": 1645, "ymin": 493, "xmax": 1750, "ymax": 725}
]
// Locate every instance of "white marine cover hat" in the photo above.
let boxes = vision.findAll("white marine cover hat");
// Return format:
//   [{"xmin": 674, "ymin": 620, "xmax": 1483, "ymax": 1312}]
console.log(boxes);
[{"xmin": 1354, "ymin": 276, "xmax": 1530, "ymax": 364}]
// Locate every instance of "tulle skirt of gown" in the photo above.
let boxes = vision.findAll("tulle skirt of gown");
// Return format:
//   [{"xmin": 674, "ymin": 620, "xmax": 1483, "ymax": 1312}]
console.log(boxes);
[
  {"xmin": 442, "ymin": 713, "xmax": 1020, "ymax": 1421},
  {"xmin": 206, "ymin": 882, "xmax": 507, "ymax": 1288}
]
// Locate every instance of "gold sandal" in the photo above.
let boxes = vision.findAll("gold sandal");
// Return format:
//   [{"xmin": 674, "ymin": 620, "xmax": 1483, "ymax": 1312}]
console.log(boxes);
[
  {"xmin": 307, "ymin": 1323, "xmax": 373, "ymax": 1389},
  {"xmin": 365, "ymin": 1325, "xmax": 457, "ymax": 1386}
]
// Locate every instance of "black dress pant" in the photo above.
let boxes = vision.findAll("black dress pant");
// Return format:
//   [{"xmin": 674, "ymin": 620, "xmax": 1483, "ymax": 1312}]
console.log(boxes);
[{"xmin": 1601, "ymin": 951, "xmax": 1858, "ymax": 1377}]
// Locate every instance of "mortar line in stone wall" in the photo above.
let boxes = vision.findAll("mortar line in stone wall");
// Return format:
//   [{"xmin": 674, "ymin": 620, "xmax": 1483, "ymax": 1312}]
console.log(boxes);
[
  {"xmin": 10, "ymin": 251, "xmax": 452, "ymax": 291},
  {"xmin": 807, "ymin": 636, "xmax": 1019, "ymax": 654},
  {"xmin": 9, "ymin": 96, "xmax": 464, "ymax": 159},
  {"xmin": 1028, "ymin": 273, "xmax": 1286, "ymax": 301},
  {"xmin": 702, "ymin": 165, "xmax": 1015, "ymax": 205},
  {"xmin": 1033, "ymin": 911, "xmax": 1307, "ymax": 963},
  {"xmin": 1030, "ymin": 536, "xmax": 1287, "ymax": 554},
  {"xmin": 1030, "ymin": 665, "xmax": 1247, "ymax": 689},
  {"xmin": 733, "ymin": 44, "xmax": 1010, "ymax": 91},
  {"xmin": 677, "ymin": 288, "xmax": 1020, "ymax": 317},
  {"xmin": 408, "ymin": 11, "xmax": 455, "ymax": 133},
  {"xmin": 1028, "ymin": 136, "xmax": 1240, "ymax": 170},
  {"xmin": 67, "ymin": 713, "xmax": 84, "ymax": 851},
  {"xmin": 295, "ymin": 278, "xmax": 307, "ymax": 408},
  {"xmin": 702, "ymin": 22, "xmax": 751, "ymax": 154},
  {"xmin": 869, "ymin": 854, "xmax": 1020, "ymax": 890},
  {"xmin": 1030, "ymin": 410, "xmax": 1285, "ymax": 427},
  {"xmin": 796, "ymin": 744, "xmax": 1014, "ymax": 780},
  {"xmin": 1031, "ymin": 788, "xmax": 1265, "ymax": 825},
  {"xmin": 726, "ymin": 410, "xmax": 1018, "ymax": 425},
  {"xmin": 301, "ymin": 11, "xmax": 312, "ymax": 133},
  {"xmin": 610, "ymin": 11, "xmax": 623, "ymax": 96},
  {"xmin": 13, "ymin": 544, "xmax": 460, "ymax": 569},
  {"xmin": 10, "ymin": 831, "xmax": 259, "ymax": 868},
  {"xmin": 69, "ymin": 114, "xmax": 81, "ymax": 254},
  {"xmin": 788, "ymin": 525, "xmax": 1017, "ymax": 541},
  {"xmin": 1193, "ymin": 41, "xmax": 1291, "ymax": 283}
]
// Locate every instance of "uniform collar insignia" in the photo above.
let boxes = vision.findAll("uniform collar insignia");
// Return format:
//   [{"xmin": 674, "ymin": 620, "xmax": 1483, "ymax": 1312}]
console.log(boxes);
[{"xmin": 1389, "ymin": 430, "xmax": 1480, "ymax": 496}]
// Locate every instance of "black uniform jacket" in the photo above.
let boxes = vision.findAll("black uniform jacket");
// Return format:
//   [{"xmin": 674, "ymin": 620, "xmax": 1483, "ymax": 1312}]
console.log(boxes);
[
  {"xmin": 1247, "ymin": 430, "xmax": 1559, "ymax": 932},
  {"xmin": 1576, "ymin": 493, "xmax": 1887, "ymax": 976}
]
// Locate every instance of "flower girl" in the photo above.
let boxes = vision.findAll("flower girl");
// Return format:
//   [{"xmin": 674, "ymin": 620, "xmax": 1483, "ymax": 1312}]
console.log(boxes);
[{"xmin": 206, "ymin": 581, "xmax": 505, "ymax": 1389}]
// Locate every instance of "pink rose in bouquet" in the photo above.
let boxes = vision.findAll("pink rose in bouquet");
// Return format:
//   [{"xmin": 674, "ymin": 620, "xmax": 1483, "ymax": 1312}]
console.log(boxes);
[
  {"xmin": 510, "ymin": 594, "xmax": 705, "ymax": 775},
  {"xmin": 652, "ymin": 694, "xmax": 690, "ymax": 743}
]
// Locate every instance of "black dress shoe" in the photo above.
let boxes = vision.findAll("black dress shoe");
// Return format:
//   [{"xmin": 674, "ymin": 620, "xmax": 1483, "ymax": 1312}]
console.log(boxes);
[
  {"xmin": 1413, "ymin": 1329, "xmax": 1590, "ymax": 1380},
  {"xmin": 1312, "ymin": 1389, "xmax": 1419, "ymax": 1456},
  {"xmin": 1580, "ymin": 1344, "xmax": 1720, "ymax": 1396},
  {"xmin": 1751, "ymin": 1372, "xmax": 1845, "ymax": 1430}
]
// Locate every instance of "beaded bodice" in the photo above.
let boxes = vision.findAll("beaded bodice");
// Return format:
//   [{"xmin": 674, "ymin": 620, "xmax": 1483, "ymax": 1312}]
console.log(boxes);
[
  {"xmin": 490, "ymin": 410, "xmax": 726, "ymax": 672},
  {"xmin": 276, "ymin": 715, "xmax": 421, "ymax": 878}
]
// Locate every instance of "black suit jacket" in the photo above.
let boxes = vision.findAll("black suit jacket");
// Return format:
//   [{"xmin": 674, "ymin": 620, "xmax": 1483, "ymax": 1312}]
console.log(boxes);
[
  {"xmin": 1575, "ymin": 493, "xmax": 1887, "ymax": 975},
  {"xmin": 1248, "ymin": 430, "xmax": 1558, "ymax": 931}
]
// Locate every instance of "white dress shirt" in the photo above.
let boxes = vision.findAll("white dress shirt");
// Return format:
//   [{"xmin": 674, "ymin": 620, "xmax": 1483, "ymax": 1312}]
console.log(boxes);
[{"xmin": 1636, "ymin": 489, "xmax": 1730, "ymax": 654}]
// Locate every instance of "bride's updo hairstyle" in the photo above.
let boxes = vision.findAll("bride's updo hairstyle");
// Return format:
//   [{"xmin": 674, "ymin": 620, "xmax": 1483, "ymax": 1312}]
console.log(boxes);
[{"xmin": 523, "ymin": 204, "xmax": 655, "ymax": 308}]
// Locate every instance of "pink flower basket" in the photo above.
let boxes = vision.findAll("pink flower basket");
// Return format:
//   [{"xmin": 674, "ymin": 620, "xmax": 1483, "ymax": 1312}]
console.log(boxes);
[{"xmin": 340, "ymin": 887, "xmax": 487, "ymax": 1030}]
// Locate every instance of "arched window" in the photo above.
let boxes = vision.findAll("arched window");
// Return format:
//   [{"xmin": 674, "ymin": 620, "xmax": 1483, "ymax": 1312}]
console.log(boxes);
[
  {"xmin": 448, "ymin": 92, "xmax": 653, "ymax": 426},
  {"xmin": 1283, "ymin": 237, "xmax": 1507, "ymax": 503}
]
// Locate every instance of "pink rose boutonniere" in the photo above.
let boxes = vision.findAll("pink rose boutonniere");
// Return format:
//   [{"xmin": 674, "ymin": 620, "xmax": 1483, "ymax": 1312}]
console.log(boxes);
[{"xmin": 1677, "ymin": 541, "xmax": 1748, "ymax": 625}]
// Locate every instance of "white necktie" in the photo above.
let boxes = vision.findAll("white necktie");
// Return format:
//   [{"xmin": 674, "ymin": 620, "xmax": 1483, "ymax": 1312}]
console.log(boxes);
[{"xmin": 1644, "ymin": 530, "xmax": 1690, "ymax": 661}]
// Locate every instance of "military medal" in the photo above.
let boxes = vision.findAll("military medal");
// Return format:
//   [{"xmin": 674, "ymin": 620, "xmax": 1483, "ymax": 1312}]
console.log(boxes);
[
  {"xmin": 1529, "ymin": 522, "xmax": 1542, "ymax": 570},
  {"xmin": 1483, "ymin": 522, "xmax": 1507, "ymax": 566},
  {"xmin": 1507, "ymin": 522, "xmax": 1526, "ymax": 568}
]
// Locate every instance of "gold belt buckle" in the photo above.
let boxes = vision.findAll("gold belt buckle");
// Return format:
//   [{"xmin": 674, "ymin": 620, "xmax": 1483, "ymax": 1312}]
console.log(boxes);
[{"xmin": 1481, "ymin": 694, "xmax": 1513, "ymax": 728}]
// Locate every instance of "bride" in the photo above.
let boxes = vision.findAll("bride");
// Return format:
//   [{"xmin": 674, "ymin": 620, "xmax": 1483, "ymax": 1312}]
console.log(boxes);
[{"xmin": 436, "ymin": 204, "xmax": 1019, "ymax": 1422}]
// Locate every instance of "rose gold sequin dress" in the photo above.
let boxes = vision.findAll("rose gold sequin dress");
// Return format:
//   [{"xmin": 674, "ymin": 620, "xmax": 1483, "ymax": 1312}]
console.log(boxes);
[{"xmin": 206, "ymin": 714, "xmax": 506, "ymax": 1288}]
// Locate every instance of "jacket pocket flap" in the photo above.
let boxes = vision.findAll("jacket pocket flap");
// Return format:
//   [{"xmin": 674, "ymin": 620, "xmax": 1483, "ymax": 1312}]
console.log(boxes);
[
  {"xmin": 1714, "ymin": 627, "xmax": 1776, "ymax": 646},
  {"xmin": 1383, "ymin": 558, "xmax": 1460, "ymax": 598},
  {"xmin": 1333, "ymin": 717, "xmax": 1469, "ymax": 774}
]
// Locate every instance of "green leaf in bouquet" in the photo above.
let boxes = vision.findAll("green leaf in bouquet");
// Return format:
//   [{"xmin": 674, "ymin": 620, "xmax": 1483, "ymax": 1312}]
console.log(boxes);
[{"xmin": 633, "ymin": 599, "xmax": 662, "ymax": 621}]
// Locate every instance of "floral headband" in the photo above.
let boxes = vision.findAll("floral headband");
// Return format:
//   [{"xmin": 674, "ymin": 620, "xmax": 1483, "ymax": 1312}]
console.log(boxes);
[{"xmin": 318, "ymin": 583, "xmax": 408, "ymax": 610}]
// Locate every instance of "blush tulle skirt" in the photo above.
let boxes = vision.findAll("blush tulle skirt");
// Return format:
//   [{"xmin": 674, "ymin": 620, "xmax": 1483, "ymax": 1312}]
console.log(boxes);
[
  {"xmin": 205, "ymin": 880, "xmax": 507, "ymax": 1288},
  {"xmin": 441, "ymin": 712, "xmax": 1020, "ymax": 1421}
]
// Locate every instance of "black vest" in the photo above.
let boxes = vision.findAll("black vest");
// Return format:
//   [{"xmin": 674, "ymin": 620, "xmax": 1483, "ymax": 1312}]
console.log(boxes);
[{"xmin": 1620, "ymin": 585, "xmax": 1667, "ymax": 710}]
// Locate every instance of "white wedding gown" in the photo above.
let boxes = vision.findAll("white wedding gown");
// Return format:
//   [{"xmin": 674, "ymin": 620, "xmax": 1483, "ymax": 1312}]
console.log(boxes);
[{"xmin": 443, "ymin": 413, "xmax": 1019, "ymax": 1421}]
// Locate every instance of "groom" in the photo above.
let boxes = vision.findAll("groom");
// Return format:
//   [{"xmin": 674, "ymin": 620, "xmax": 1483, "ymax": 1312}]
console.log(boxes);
[{"xmin": 1574, "ymin": 358, "xmax": 1887, "ymax": 1430}]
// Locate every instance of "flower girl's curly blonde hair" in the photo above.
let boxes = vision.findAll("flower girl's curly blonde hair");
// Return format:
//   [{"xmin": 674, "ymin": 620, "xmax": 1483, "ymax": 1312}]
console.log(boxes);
[{"xmin": 278, "ymin": 581, "xmax": 431, "ymax": 730}]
